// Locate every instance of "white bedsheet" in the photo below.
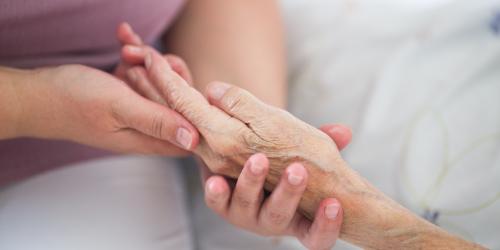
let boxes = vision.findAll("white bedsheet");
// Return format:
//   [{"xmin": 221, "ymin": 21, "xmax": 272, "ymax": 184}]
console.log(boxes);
[{"xmin": 283, "ymin": 0, "xmax": 500, "ymax": 248}]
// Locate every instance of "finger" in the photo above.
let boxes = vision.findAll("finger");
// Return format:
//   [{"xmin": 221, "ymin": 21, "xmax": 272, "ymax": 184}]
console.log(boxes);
[
  {"xmin": 111, "ymin": 91, "xmax": 199, "ymax": 150},
  {"xmin": 206, "ymin": 81, "xmax": 271, "ymax": 124},
  {"xmin": 164, "ymin": 54, "xmax": 193, "ymax": 85},
  {"xmin": 114, "ymin": 22, "xmax": 143, "ymax": 80},
  {"xmin": 298, "ymin": 198, "xmax": 343, "ymax": 250},
  {"xmin": 121, "ymin": 46, "xmax": 193, "ymax": 84},
  {"xmin": 109, "ymin": 128, "xmax": 190, "ymax": 156},
  {"xmin": 126, "ymin": 66, "xmax": 166, "ymax": 105},
  {"xmin": 121, "ymin": 45, "xmax": 148, "ymax": 65},
  {"xmin": 143, "ymin": 49, "xmax": 243, "ymax": 135},
  {"xmin": 259, "ymin": 163, "xmax": 308, "ymax": 233},
  {"xmin": 205, "ymin": 175, "xmax": 231, "ymax": 217},
  {"xmin": 229, "ymin": 153, "xmax": 269, "ymax": 224},
  {"xmin": 117, "ymin": 22, "xmax": 143, "ymax": 46},
  {"xmin": 319, "ymin": 124, "xmax": 352, "ymax": 150}
]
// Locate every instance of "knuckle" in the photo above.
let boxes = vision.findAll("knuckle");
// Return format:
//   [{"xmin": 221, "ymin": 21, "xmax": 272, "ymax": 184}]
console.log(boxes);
[
  {"xmin": 233, "ymin": 193, "xmax": 256, "ymax": 209},
  {"xmin": 243, "ymin": 172, "xmax": 263, "ymax": 186},
  {"xmin": 266, "ymin": 210, "xmax": 290, "ymax": 229},
  {"xmin": 224, "ymin": 88, "xmax": 249, "ymax": 114},
  {"xmin": 285, "ymin": 182, "xmax": 306, "ymax": 195},
  {"xmin": 153, "ymin": 70, "xmax": 175, "ymax": 93},
  {"xmin": 226, "ymin": 94, "xmax": 243, "ymax": 114},
  {"xmin": 205, "ymin": 196, "xmax": 219, "ymax": 208},
  {"xmin": 167, "ymin": 89, "xmax": 186, "ymax": 111},
  {"xmin": 205, "ymin": 194, "xmax": 225, "ymax": 211},
  {"xmin": 150, "ymin": 113, "xmax": 167, "ymax": 139}
]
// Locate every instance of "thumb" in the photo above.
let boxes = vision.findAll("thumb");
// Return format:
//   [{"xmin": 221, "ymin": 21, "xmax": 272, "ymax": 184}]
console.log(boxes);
[{"xmin": 111, "ymin": 92, "xmax": 199, "ymax": 150}]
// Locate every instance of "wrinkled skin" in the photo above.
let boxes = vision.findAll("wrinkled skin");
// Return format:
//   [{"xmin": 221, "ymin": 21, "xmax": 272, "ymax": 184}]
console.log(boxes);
[{"xmin": 197, "ymin": 85, "xmax": 343, "ymax": 180}]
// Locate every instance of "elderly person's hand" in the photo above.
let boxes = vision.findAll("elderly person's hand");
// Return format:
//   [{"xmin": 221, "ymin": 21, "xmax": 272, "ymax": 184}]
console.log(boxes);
[
  {"xmin": 123, "ymin": 45, "xmax": 484, "ymax": 249},
  {"xmin": 1, "ymin": 64, "xmax": 199, "ymax": 155},
  {"xmin": 201, "ymin": 124, "xmax": 351, "ymax": 250}
]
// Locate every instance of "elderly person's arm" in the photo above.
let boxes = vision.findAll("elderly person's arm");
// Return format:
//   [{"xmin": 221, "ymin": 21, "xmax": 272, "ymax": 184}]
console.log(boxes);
[{"xmin": 127, "ymin": 48, "xmax": 485, "ymax": 250}]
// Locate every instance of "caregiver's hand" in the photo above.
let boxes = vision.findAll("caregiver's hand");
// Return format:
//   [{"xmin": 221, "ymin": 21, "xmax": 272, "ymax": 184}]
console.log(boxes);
[
  {"xmin": 202, "ymin": 125, "xmax": 351, "ymax": 250},
  {"xmin": 204, "ymin": 154, "xmax": 343, "ymax": 250},
  {"xmin": 2, "ymin": 64, "xmax": 198, "ymax": 155}
]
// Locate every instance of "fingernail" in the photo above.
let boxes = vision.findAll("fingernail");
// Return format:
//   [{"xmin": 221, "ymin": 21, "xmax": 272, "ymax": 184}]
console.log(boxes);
[
  {"xmin": 145, "ymin": 52, "xmax": 152, "ymax": 69},
  {"xmin": 210, "ymin": 82, "xmax": 231, "ymax": 100},
  {"xmin": 248, "ymin": 155, "xmax": 264, "ymax": 175},
  {"xmin": 207, "ymin": 179, "xmax": 221, "ymax": 196},
  {"xmin": 176, "ymin": 127, "xmax": 193, "ymax": 150},
  {"xmin": 287, "ymin": 164, "xmax": 305, "ymax": 186},
  {"xmin": 125, "ymin": 45, "xmax": 142, "ymax": 55},
  {"xmin": 325, "ymin": 203, "xmax": 340, "ymax": 220}
]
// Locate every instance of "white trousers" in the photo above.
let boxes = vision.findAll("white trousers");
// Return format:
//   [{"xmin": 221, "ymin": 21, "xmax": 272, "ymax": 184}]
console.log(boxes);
[{"xmin": 0, "ymin": 156, "xmax": 304, "ymax": 250}]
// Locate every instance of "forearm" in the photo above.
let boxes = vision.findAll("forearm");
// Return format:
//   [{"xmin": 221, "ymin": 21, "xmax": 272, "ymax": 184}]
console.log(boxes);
[
  {"xmin": 208, "ymin": 132, "xmax": 482, "ymax": 248},
  {"xmin": 163, "ymin": 0, "xmax": 287, "ymax": 108},
  {"xmin": 269, "ymin": 157, "xmax": 484, "ymax": 249}
]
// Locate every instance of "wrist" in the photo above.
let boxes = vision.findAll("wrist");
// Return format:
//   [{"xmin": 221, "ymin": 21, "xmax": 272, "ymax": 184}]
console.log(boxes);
[
  {"xmin": 319, "ymin": 158, "xmax": 482, "ymax": 249},
  {"xmin": 0, "ymin": 67, "xmax": 27, "ymax": 139},
  {"xmin": 324, "ymin": 160, "xmax": 418, "ymax": 246},
  {"xmin": 0, "ymin": 67, "xmax": 52, "ymax": 139}
]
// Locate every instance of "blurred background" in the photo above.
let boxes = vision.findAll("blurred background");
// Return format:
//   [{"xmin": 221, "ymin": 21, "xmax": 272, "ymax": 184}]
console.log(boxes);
[{"xmin": 283, "ymin": 0, "xmax": 500, "ymax": 248}]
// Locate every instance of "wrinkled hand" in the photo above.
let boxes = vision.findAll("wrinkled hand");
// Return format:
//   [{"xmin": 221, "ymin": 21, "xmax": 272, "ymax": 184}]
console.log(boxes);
[
  {"xmin": 16, "ymin": 64, "xmax": 199, "ymax": 155},
  {"xmin": 201, "ymin": 125, "xmax": 351, "ymax": 250}
]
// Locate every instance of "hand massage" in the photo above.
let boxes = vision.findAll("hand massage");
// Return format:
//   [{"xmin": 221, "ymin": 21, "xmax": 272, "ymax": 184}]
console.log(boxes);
[{"xmin": 0, "ymin": 0, "xmax": 498, "ymax": 249}]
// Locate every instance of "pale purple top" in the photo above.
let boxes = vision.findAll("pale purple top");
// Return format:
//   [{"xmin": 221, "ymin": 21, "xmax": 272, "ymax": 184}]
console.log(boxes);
[{"xmin": 0, "ymin": 0, "xmax": 185, "ymax": 185}]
